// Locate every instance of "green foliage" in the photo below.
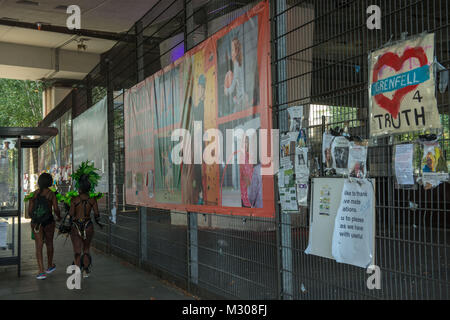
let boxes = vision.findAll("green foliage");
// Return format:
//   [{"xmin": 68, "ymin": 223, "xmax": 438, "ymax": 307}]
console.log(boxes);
[
  {"xmin": 0, "ymin": 79, "xmax": 44, "ymax": 127},
  {"xmin": 92, "ymin": 87, "xmax": 107, "ymax": 106}
]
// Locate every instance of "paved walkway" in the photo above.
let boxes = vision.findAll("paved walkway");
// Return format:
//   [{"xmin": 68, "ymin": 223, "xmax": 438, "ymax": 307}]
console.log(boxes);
[{"xmin": 0, "ymin": 222, "xmax": 196, "ymax": 300}]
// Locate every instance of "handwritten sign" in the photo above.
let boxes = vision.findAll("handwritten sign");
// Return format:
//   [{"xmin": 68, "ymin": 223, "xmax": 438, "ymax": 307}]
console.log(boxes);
[
  {"xmin": 369, "ymin": 33, "xmax": 441, "ymax": 136},
  {"xmin": 332, "ymin": 179, "xmax": 375, "ymax": 268}
]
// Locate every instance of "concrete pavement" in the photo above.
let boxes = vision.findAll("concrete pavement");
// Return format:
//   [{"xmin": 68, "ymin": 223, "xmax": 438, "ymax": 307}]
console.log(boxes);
[{"xmin": 0, "ymin": 222, "xmax": 196, "ymax": 300}]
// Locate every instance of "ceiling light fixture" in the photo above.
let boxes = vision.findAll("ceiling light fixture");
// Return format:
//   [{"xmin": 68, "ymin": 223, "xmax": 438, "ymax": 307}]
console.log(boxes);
[{"xmin": 77, "ymin": 38, "xmax": 88, "ymax": 51}]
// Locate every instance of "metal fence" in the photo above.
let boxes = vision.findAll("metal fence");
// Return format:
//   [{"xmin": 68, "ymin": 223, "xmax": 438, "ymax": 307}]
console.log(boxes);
[
  {"xmin": 48, "ymin": 0, "xmax": 450, "ymax": 300},
  {"xmin": 272, "ymin": 0, "xmax": 450, "ymax": 300}
]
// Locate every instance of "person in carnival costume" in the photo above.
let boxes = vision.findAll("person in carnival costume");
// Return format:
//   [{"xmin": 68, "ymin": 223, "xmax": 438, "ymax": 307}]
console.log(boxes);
[{"xmin": 66, "ymin": 161, "xmax": 103, "ymax": 278}]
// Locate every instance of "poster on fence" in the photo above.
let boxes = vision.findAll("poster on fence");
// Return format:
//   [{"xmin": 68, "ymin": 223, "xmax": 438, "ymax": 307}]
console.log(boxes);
[
  {"xmin": 306, "ymin": 178, "xmax": 375, "ymax": 268},
  {"xmin": 305, "ymin": 179, "xmax": 343, "ymax": 259},
  {"xmin": 73, "ymin": 97, "xmax": 108, "ymax": 193},
  {"xmin": 369, "ymin": 33, "xmax": 442, "ymax": 136},
  {"xmin": 0, "ymin": 221, "xmax": 7, "ymax": 248},
  {"xmin": 420, "ymin": 139, "xmax": 449, "ymax": 189},
  {"xmin": 295, "ymin": 147, "xmax": 309, "ymax": 207},
  {"xmin": 124, "ymin": 1, "xmax": 274, "ymax": 217},
  {"xmin": 331, "ymin": 179, "xmax": 375, "ymax": 268},
  {"xmin": 394, "ymin": 144, "xmax": 415, "ymax": 186}
]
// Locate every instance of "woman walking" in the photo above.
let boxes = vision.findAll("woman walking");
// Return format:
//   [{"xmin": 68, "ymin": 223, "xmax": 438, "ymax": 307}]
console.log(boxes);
[
  {"xmin": 28, "ymin": 173, "xmax": 61, "ymax": 280},
  {"xmin": 68, "ymin": 162, "xmax": 102, "ymax": 278}
]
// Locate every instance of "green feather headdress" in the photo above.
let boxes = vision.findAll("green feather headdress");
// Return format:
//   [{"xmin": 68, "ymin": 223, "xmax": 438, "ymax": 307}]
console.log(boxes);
[
  {"xmin": 71, "ymin": 160, "xmax": 101, "ymax": 193},
  {"xmin": 25, "ymin": 162, "xmax": 104, "ymax": 207}
]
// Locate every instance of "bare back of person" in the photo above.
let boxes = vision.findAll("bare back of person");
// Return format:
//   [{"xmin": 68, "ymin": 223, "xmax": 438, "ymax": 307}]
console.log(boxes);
[
  {"xmin": 69, "ymin": 193, "xmax": 100, "ymax": 276},
  {"xmin": 70, "ymin": 194, "xmax": 98, "ymax": 221}
]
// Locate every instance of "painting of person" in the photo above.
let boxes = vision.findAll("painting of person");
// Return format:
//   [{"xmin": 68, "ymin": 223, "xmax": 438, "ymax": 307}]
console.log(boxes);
[
  {"xmin": 350, "ymin": 161, "xmax": 365, "ymax": 178},
  {"xmin": 239, "ymin": 136, "xmax": 254, "ymax": 208},
  {"xmin": 0, "ymin": 141, "xmax": 11, "ymax": 159},
  {"xmin": 162, "ymin": 150, "xmax": 173, "ymax": 194},
  {"xmin": 298, "ymin": 153, "xmax": 306, "ymax": 166},
  {"xmin": 334, "ymin": 147, "xmax": 349, "ymax": 169},
  {"xmin": 248, "ymin": 163, "xmax": 263, "ymax": 208},
  {"xmin": 325, "ymin": 147, "xmax": 332, "ymax": 168},
  {"xmin": 191, "ymin": 75, "xmax": 206, "ymax": 205},
  {"xmin": 181, "ymin": 75, "xmax": 206, "ymax": 205},
  {"xmin": 434, "ymin": 147, "xmax": 448, "ymax": 173},
  {"xmin": 224, "ymin": 37, "xmax": 247, "ymax": 113},
  {"xmin": 156, "ymin": 76, "xmax": 166, "ymax": 128},
  {"xmin": 423, "ymin": 152, "xmax": 435, "ymax": 173},
  {"xmin": 148, "ymin": 170, "xmax": 154, "ymax": 198}
]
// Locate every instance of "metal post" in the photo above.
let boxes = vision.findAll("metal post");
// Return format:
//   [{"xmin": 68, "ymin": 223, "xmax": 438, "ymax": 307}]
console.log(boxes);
[
  {"xmin": 188, "ymin": 212, "xmax": 198, "ymax": 287},
  {"xmin": 272, "ymin": 0, "xmax": 293, "ymax": 300},
  {"xmin": 183, "ymin": 0, "xmax": 188, "ymax": 52},
  {"xmin": 106, "ymin": 58, "xmax": 114, "ymax": 255},
  {"xmin": 135, "ymin": 20, "xmax": 145, "ymax": 84},
  {"xmin": 184, "ymin": 0, "xmax": 199, "ymax": 289},
  {"xmin": 139, "ymin": 207, "xmax": 147, "ymax": 266},
  {"xmin": 270, "ymin": 0, "xmax": 281, "ymax": 300},
  {"xmin": 135, "ymin": 19, "xmax": 147, "ymax": 264},
  {"xmin": 184, "ymin": 0, "xmax": 194, "ymax": 52},
  {"xmin": 321, "ymin": 115, "xmax": 326, "ymax": 176},
  {"xmin": 17, "ymin": 137, "xmax": 22, "ymax": 277},
  {"xmin": 86, "ymin": 75, "xmax": 92, "ymax": 109}
]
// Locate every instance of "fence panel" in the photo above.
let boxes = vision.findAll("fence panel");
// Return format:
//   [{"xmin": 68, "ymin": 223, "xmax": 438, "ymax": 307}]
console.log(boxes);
[{"xmin": 274, "ymin": 0, "xmax": 450, "ymax": 300}]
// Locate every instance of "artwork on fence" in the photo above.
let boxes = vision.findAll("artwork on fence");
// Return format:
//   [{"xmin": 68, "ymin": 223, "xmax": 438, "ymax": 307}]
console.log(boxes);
[
  {"xmin": 37, "ymin": 112, "xmax": 73, "ymax": 188},
  {"xmin": 369, "ymin": 33, "xmax": 441, "ymax": 136},
  {"xmin": 419, "ymin": 138, "xmax": 449, "ymax": 189},
  {"xmin": 73, "ymin": 97, "xmax": 108, "ymax": 193},
  {"xmin": 279, "ymin": 132, "xmax": 298, "ymax": 212},
  {"xmin": 124, "ymin": 1, "xmax": 274, "ymax": 217}
]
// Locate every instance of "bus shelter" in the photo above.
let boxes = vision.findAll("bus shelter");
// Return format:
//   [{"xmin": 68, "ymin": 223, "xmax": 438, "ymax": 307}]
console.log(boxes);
[{"xmin": 0, "ymin": 127, "xmax": 58, "ymax": 276}]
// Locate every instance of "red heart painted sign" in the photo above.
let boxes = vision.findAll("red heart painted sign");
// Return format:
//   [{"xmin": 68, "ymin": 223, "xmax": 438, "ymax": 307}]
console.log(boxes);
[{"xmin": 372, "ymin": 47, "xmax": 428, "ymax": 119}]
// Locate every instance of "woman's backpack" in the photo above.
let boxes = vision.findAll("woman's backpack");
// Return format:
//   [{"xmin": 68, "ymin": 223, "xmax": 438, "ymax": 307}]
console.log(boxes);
[{"xmin": 31, "ymin": 192, "xmax": 53, "ymax": 226}]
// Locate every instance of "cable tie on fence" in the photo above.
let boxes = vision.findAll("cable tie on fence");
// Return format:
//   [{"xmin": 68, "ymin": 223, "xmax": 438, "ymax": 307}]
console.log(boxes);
[
  {"xmin": 418, "ymin": 134, "xmax": 438, "ymax": 142},
  {"xmin": 409, "ymin": 202, "xmax": 419, "ymax": 211},
  {"xmin": 401, "ymin": 32, "xmax": 409, "ymax": 41},
  {"xmin": 433, "ymin": 56, "xmax": 449, "ymax": 93}
]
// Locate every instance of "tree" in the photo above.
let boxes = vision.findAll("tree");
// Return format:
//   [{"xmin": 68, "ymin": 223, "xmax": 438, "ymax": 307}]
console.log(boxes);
[{"xmin": 0, "ymin": 79, "xmax": 44, "ymax": 127}]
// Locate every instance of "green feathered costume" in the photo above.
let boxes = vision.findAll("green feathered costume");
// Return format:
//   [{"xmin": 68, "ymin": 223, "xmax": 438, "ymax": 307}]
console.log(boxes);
[
  {"xmin": 62, "ymin": 161, "xmax": 103, "ymax": 205},
  {"xmin": 58, "ymin": 161, "xmax": 104, "ymax": 235}
]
